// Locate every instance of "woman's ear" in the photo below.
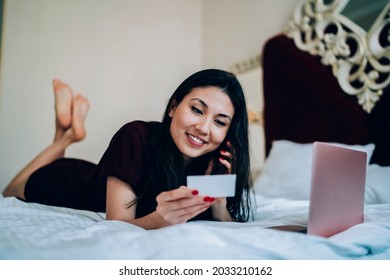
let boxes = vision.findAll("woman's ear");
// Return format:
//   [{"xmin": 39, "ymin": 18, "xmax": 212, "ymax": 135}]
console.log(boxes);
[{"xmin": 168, "ymin": 101, "xmax": 177, "ymax": 118}]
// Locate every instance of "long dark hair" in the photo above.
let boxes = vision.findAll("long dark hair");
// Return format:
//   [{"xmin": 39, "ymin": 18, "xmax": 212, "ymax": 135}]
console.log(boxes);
[{"xmin": 146, "ymin": 69, "xmax": 254, "ymax": 222}]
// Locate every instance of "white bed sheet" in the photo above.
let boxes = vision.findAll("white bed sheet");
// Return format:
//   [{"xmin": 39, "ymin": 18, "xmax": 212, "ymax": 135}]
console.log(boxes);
[{"xmin": 1, "ymin": 194, "xmax": 389, "ymax": 260}]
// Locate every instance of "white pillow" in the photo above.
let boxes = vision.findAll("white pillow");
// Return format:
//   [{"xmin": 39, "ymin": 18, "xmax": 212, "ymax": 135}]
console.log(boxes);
[
  {"xmin": 365, "ymin": 164, "xmax": 390, "ymax": 204},
  {"xmin": 254, "ymin": 140, "xmax": 375, "ymax": 200}
]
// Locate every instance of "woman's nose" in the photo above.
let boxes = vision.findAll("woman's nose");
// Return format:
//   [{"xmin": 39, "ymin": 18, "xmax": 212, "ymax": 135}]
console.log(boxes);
[{"xmin": 195, "ymin": 119, "xmax": 211, "ymax": 134}]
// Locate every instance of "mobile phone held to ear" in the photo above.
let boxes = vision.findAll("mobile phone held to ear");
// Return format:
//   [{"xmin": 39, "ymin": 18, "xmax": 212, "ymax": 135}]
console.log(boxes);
[
  {"xmin": 211, "ymin": 140, "xmax": 229, "ymax": 174},
  {"xmin": 187, "ymin": 174, "xmax": 236, "ymax": 197},
  {"xmin": 212, "ymin": 160, "xmax": 228, "ymax": 174}
]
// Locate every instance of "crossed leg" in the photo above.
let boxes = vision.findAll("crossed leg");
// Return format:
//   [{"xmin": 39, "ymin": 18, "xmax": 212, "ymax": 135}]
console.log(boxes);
[{"xmin": 2, "ymin": 79, "xmax": 90, "ymax": 199}]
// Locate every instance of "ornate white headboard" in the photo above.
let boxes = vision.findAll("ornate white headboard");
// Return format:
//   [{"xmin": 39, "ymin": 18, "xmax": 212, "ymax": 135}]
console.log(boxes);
[
  {"xmin": 285, "ymin": 0, "xmax": 390, "ymax": 113},
  {"xmin": 229, "ymin": 0, "xmax": 390, "ymax": 178}
]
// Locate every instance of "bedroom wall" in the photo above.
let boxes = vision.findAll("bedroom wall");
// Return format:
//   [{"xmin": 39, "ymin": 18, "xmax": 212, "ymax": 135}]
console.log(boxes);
[
  {"xmin": 0, "ymin": 0, "xmax": 203, "ymax": 191},
  {"xmin": 202, "ymin": 0, "xmax": 299, "ymax": 70},
  {"xmin": 0, "ymin": 0, "xmax": 298, "ymax": 192}
]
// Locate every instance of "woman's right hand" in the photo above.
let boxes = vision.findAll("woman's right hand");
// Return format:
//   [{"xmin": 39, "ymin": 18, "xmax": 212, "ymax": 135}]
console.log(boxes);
[{"xmin": 155, "ymin": 186, "xmax": 214, "ymax": 225}]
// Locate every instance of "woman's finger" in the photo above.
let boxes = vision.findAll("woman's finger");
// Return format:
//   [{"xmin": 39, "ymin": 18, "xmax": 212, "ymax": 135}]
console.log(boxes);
[
  {"xmin": 156, "ymin": 188, "xmax": 210, "ymax": 212},
  {"xmin": 157, "ymin": 186, "xmax": 195, "ymax": 203},
  {"xmin": 225, "ymin": 141, "xmax": 236, "ymax": 172},
  {"xmin": 220, "ymin": 150, "xmax": 232, "ymax": 160},
  {"xmin": 156, "ymin": 192, "xmax": 214, "ymax": 224},
  {"xmin": 218, "ymin": 157, "xmax": 232, "ymax": 174},
  {"xmin": 170, "ymin": 202, "xmax": 213, "ymax": 222}
]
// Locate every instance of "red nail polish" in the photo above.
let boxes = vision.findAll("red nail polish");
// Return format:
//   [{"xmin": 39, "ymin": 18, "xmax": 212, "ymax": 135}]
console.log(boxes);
[
  {"xmin": 209, "ymin": 197, "xmax": 215, "ymax": 202},
  {"xmin": 203, "ymin": 196, "xmax": 210, "ymax": 202},
  {"xmin": 220, "ymin": 150, "xmax": 226, "ymax": 154},
  {"xmin": 192, "ymin": 190, "xmax": 199, "ymax": 195}
]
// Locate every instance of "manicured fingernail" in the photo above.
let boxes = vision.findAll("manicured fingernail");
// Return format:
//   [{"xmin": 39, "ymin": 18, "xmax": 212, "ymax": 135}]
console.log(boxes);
[
  {"xmin": 203, "ymin": 196, "xmax": 211, "ymax": 202},
  {"xmin": 209, "ymin": 197, "xmax": 215, "ymax": 202},
  {"xmin": 192, "ymin": 190, "xmax": 199, "ymax": 195},
  {"xmin": 219, "ymin": 157, "xmax": 224, "ymax": 162},
  {"xmin": 220, "ymin": 150, "xmax": 226, "ymax": 154}
]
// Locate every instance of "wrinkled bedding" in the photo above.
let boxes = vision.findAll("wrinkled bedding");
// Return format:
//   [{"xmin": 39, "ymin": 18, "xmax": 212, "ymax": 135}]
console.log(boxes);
[{"xmin": 1, "ymin": 195, "xmax": 389, "ymax": 260}]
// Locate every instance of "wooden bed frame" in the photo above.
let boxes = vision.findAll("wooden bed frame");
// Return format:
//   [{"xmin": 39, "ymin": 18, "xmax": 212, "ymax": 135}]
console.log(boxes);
[{"xmin": 262, "ymin": 34, "xmax": 390, "ymax": 166}]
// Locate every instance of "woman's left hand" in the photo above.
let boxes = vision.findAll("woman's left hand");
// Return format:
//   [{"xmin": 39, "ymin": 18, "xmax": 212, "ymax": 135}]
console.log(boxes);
[
  {"xmin": 205, "ymin": 140, "xmax": 236, "ymax": 175},
  {"xmin": 205, "ymin": 140, "xmax": 235, "ymax": 221}
]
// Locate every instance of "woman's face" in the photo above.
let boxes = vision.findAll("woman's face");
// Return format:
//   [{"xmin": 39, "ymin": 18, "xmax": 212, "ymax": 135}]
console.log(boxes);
[{"xmin": 169, "ymin": 86, "xmax": 234, "ymax": 163}]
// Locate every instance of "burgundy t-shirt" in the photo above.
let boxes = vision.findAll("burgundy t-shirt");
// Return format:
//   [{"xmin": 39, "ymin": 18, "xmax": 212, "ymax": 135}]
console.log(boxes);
[{"xmin": 96, "ymin": 121, "xmax": 161, "ymax": 217}]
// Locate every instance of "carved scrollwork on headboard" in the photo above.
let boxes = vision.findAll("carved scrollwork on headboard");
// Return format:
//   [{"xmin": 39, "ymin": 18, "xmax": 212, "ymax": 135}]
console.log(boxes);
[
  {"xmin": 229, "ymin": 54, "xmax": 261, "ymax": 75},
  {"xmin": 285, "ymin": 0, "xmax": 390, "ymax": 113}
]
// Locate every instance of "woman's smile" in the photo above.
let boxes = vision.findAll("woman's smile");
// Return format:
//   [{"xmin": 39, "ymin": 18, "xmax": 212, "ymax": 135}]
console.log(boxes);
[{"xmin": 186, "ymin": 132, "xmax": 207, "ymax": 146}]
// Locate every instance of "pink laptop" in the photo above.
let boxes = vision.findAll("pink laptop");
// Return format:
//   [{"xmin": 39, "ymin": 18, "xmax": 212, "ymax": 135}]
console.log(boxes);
[{"xmin": 307, "ymin": 142, "xmax": 367, "ymax": 237}]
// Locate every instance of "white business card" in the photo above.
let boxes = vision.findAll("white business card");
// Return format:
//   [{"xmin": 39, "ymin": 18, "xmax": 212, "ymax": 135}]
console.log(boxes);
[{"xmin": 186, "ymin": 174, "xmax": 236, "ymax": 197}]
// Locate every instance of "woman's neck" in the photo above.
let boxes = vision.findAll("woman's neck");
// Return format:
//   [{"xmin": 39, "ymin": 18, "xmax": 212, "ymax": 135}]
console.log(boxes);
[{"xmin": 182, "ymin": 156, "xmax": 194, "ymax": 169}]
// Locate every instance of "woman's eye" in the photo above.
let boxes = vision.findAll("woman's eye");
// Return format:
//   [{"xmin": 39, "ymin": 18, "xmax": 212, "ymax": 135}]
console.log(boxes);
[
  {"xmin": 191, "ymin": 106, "xmax": 203, "ymax": 115},
  {"xmin": 214, "ymin": 120, "xmax": 226, "ymax": 127}
]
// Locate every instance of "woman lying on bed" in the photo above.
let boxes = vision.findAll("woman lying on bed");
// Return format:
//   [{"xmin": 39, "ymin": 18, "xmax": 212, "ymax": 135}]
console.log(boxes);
[{"xmin": 3, "ymin": 69, "xmax": 253, "ymax": 229}]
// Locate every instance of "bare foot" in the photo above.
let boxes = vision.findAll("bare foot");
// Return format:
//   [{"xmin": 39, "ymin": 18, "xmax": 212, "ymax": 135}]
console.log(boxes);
[
  {"xmin": 70, "ymin": 94, "xmax": 90, "ymax": 142},
  {"xmin": 53, "ymin": 79, "xmax": 73, "ymax": 129}
]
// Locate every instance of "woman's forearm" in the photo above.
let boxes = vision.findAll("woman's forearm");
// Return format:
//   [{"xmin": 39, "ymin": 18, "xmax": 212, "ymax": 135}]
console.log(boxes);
[
  {"xmin": 118, "ymin": 211, "xmax": 171, "ymax": 230},
  {"xmin": 211, "ymin": 198, "xmax": 233, "ymax": 221}
]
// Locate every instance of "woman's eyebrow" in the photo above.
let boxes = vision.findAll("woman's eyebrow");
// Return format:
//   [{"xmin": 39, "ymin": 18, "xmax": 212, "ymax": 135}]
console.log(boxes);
[
  {"xmin": 191, "ymin": 97, "xmax": 208, "ymax": 108},
  {"xmin": 191, "ymin": 98, "xmax": 232, "ymax": 121}
]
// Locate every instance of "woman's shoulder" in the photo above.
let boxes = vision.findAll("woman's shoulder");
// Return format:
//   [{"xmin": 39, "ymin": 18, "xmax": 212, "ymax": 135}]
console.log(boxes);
[
  {"xmin": 116, "ymin": 120, "xmax": 162, "ymax": 140},
  {"xmin": 120, "ymin": 120, "xmax": 161, "ymax": 131}
]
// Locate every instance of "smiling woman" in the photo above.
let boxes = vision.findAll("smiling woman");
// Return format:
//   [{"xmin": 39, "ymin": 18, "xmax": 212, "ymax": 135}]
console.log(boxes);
[
  {"xmin": 169, "ymin": 87, "xmax": 234, "ymax": 163},
  {"xmin": 3, "ymin": 69, "xmax": 254, "ymax": 229}
]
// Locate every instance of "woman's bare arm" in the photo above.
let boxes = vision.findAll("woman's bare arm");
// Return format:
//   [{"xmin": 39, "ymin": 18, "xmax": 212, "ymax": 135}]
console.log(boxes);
[{"xmin": 106, "ymin": 176, "xmax": 213, "ymax": 229}]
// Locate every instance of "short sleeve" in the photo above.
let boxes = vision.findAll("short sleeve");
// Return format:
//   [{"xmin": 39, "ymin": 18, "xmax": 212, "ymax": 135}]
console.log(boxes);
[{"xmin": 97, "ymin": 121, "xmax": 156, "ymax": 196}]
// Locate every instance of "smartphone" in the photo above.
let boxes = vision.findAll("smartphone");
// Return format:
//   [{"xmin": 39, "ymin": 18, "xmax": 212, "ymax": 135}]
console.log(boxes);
[{"xmin": 211, "ymin": 140, "xmax": 229, "ymax": 175}]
